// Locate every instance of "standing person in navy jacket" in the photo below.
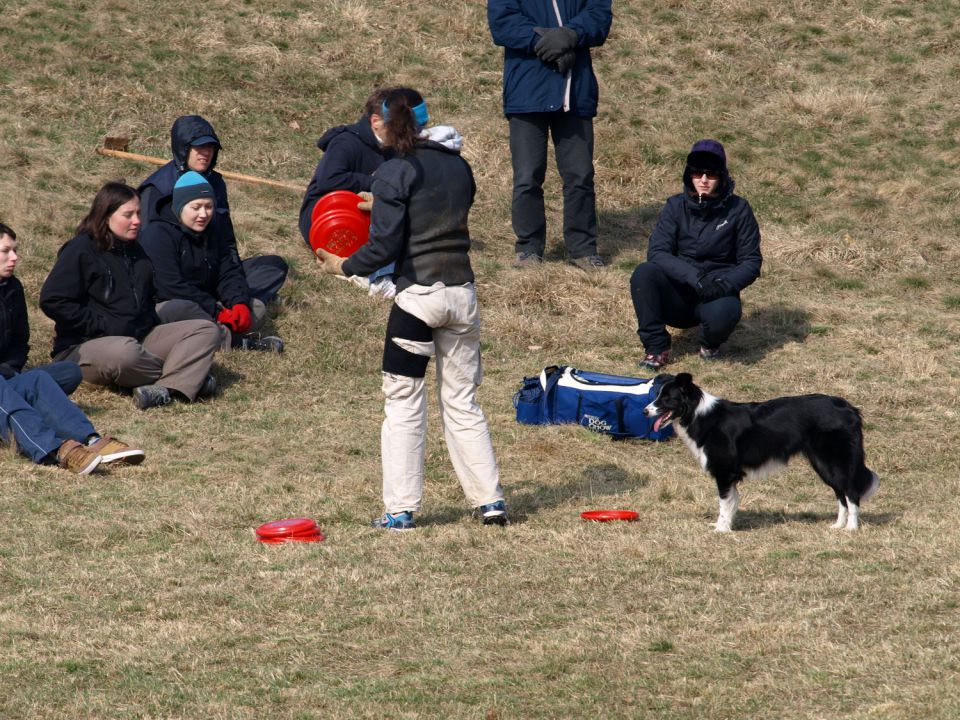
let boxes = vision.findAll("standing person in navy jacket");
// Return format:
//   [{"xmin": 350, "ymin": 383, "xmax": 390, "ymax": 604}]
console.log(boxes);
[
  {"xmin": 488, "ymin": 0, "xmax": 612, "ymax": 270},
  {"xmin": 138, "ymin": 115, "xmax": 288, "ymax": 305},
  {"xmin": 630, "ymin": 140, "xmax": 762, "ymax": 369}
]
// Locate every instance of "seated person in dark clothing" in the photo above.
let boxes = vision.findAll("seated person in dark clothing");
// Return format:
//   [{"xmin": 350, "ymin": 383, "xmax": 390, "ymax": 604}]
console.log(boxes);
[
  {"xmin": 138, "ymin": 114, "xmax": 288, "ymax": 305},
  {"xmin": 1, "ymin": 222, "xmax": 144, "ymax": 470},
  {"xmin": 139, "ymin": 172, "xmax": 284, "ymax": 353},
  {"xmin": 630, "ymin": 139, "xmax": 761, "ymax": 369}
]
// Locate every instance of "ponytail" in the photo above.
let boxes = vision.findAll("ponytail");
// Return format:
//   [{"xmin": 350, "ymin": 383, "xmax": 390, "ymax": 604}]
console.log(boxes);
[{"xmin": 379, "ymin": 87, "xmax": 427, "ymax": 157}]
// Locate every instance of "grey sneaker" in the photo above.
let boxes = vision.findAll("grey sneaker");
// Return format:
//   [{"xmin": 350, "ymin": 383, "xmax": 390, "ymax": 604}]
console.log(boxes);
[
  {"xmin": 240, "ymin": 334, "xmax": 284, "ymax": 353},
  {"xmin": 514, "ymin": 252, "xmax": 543, "ymax": 269},
  {"xmin": 133, "ymin": 384, "xmax": 172, "ymax": 410},
  {"xmin": 570, "ymin": 254, "xmax": 605, "ymax": 270},
  {"xmin": 699, "ymin": 346, "xmax": 722, "ymax": 360}
]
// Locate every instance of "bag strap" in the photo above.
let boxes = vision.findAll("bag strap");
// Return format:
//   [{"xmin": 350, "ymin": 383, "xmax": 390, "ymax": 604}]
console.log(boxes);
[{"xmin": 540, "ymin": 365, "xmax": 565, "ymax": 419}]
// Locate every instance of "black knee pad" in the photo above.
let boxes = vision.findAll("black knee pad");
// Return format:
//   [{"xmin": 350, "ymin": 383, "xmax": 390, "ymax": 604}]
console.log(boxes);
[{"xmin": 382, "ymin": 304, "xmax": 432, "ymax": 378}]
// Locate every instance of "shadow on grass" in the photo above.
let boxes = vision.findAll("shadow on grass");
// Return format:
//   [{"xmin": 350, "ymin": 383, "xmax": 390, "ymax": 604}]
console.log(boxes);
[
  {"xmin": 419, "ymin": 461, "xmax": 647, "ymax": 527},
  {"xmin": 539, "ymin": 205, "xmax": 661, "ymax": 264},
  {"xmin": 732, "ymin": 508, "xmax": 899, "ymax": 531},
  {"xmin": 665, "ymin": 304, "xmax": 812, "ymax": 365}
]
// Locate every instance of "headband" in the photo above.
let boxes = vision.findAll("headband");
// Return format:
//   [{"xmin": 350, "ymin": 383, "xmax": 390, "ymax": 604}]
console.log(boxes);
[{"xmin": 380, "ymin": 99, "xmax": 430, "ymax": 128}]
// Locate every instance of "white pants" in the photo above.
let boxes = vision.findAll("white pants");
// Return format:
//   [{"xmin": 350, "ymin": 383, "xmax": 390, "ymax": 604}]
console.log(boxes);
[{"xmin": 381, "ymin": 283, "xmax": 503, "ymax": 514}]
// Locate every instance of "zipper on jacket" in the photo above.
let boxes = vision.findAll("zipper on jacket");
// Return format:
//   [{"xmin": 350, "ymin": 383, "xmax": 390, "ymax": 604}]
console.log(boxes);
[{"xmin": 551, "ymin": 0, "xmax": 572, "ymax": 112}]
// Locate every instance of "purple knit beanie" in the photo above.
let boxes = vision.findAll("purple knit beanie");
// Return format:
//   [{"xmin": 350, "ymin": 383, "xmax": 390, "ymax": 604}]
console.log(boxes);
[{"xmin": 686, "ymin": 139, "xmax": 727, "ymax": 173}]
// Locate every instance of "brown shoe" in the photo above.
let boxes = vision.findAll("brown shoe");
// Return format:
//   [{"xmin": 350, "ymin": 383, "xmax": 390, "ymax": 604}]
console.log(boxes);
[
  {"xmin": 87, "ymin": 435, "xmax": 146, "ymax": 465},
  {"xmin": 58, "ymin": 439, "xmax": 101, "ymax": 475},
  {"xmin": 514, "ymin": 252, "xmax": 543, "ymax": 269}
]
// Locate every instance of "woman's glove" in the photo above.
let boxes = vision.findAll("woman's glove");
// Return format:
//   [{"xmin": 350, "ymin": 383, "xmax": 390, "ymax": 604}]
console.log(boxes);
[
  {"xmin": 315, "ymin": 247, "xmax": 346, "ymax": 276},
  {"xmin": 232, "ymin": 304, "xmax": 252, "ymax": 333},
  {"xmin": 696, "ymin": 276, "xmax": 734, "ymax": 302}
]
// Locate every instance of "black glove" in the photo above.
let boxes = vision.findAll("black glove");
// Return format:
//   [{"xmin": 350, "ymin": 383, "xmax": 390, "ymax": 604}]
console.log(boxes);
[
  {"xmin": 534, "ymin": 26, "xmax": 578, "ymax": 63},
  {"xmin": 696, "ymin": 276, "xmax": 734, "ymax": 302},
  {"xmin": 555, "ymin": 50, "xmax": 576, "ymax": 75}
]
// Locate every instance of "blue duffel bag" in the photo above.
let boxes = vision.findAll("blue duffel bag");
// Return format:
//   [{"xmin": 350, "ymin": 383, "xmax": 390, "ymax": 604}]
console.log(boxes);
[{"xmin": 513, "ymin": 365, "xmax": 673, "ymax": 441}]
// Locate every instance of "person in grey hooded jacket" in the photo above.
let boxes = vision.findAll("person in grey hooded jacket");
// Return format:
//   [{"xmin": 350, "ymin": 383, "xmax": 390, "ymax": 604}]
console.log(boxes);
[{"xmin": 630, "ymin": 139, "xmax": 762, "ymax": 369}]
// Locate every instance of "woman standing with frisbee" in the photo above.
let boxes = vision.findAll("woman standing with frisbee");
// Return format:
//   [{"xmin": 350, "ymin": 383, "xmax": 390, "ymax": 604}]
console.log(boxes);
[{"xmin": 315, "ymin": 87, "xmax": 507, "ymax": 530}]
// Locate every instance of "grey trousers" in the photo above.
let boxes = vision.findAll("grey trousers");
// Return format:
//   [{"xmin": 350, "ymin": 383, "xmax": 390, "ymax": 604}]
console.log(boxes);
[{"xmin": 64, "ymin": 318, "xmax": 220, "ymax": 400}]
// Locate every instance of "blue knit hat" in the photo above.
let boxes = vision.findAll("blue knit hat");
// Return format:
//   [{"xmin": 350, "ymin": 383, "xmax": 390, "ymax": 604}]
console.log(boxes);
[{"xmin": 172, "ymin": 171, "xmax": 215, "ymax": 218}]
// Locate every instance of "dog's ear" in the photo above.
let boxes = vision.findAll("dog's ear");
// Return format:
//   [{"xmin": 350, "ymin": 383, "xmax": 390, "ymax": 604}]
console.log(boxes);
[
  {"xmin": 676, "ymin": 372, "xmax": 693, "ymax": 387},
  {"xmin": 654, "ymin": 373, "xmax": 674, "ymax": 384}
]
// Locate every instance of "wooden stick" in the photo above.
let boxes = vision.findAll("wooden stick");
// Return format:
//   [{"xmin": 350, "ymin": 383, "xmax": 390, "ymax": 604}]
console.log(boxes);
[{"xmin": 95, "ymin": 147, "xmax": 303, "ymax": 193}]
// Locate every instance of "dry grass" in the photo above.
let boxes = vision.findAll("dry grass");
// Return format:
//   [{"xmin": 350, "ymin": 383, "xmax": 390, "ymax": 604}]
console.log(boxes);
[{"xmin": 2, "ymin": 0, "xmax": 960, "ymax": 717}]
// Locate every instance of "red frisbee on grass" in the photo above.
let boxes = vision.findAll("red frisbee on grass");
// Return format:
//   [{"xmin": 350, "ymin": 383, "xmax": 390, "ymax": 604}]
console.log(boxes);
[
  {"xmin": 309, "ymin": 190, "xmax": 370, "ymax": 257},
  {"xmin": 255, "ymin": 517, "xmax": 325, "ymax": 543},
  {"xmin": 580, "ymin": 510, "xmax": 639, "ymax": 522},
  {"xmin": 257, "ymin": 530, "xmax": 326, "ymax": 545}
]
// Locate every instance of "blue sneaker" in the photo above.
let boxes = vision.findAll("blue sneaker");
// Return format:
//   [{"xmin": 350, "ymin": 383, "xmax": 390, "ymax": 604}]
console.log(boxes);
[
  {"xmin": 477, "ymin": 501, "xmax": 509, "ymax": 526},
  {"xmin": 371, "ymin": 511, "xmax": 415, "ymax": 531}
]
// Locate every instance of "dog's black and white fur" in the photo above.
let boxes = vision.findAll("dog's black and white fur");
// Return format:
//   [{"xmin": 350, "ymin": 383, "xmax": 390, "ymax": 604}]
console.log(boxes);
[{"xmin": 644, "ymin": 373, "xmax": 879, "ymax": 532}]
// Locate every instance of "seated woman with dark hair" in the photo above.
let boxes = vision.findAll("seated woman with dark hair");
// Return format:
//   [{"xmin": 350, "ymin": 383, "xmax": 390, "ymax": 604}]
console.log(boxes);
[
  {"xmin": 0, "ymin": 223, "xmax": 144, "ymax": 472},
  {"xmin": 39, "ymin": 183, "xmax": 222, "ymax": 410}
]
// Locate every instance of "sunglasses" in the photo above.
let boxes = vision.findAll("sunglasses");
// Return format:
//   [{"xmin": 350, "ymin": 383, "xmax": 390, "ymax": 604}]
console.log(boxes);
[{"xmin": 689, "ymin": 168, "xmax": 721, "ymax": 180}]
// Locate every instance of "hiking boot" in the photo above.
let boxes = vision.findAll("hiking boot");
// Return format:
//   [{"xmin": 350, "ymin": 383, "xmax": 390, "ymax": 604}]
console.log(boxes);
[
  {"xmin": 371, "ymin": 511, "xmax": 415, "ymax": 531},
  {"xmin": 477, "ymin": 500, "xmax": 509, "ymax": 526},
  {"xmin": 133, "ymin": 384, "xmax": 171, "ymax": 410},
  {"xmin": 570, "ymin": 254, "xmax": 605, "ymax": 271},
  {"xmin": 86, "ymin": 435, "xmax": 146, "ymax": 465},
  {"xmin": 58, "ymin": 439, "xmax": 102, "ymax": 475},
  {"xmin": 514, "ymin": 252, "xmax": 543, "ymax": 269},
  {"xmin": 699, "ymin": 346, "xmax": 722, "ymax": 361},
  {"xmin": 240, "ymin": 334, "xmax": 284, "ymax": 353},
  {"xmin": 639, "ymin": 350, "xmax": 671, "ymax": 371},
  {"xmin": 198, "ymin": 373, "xmax": 218, "ymax": 398}
]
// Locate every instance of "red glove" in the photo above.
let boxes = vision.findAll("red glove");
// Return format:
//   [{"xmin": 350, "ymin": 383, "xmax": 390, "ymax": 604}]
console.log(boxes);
[
  {"xmin": 232, "ymin": 304, "xmax": 252, "ymax": 333},
  {"xmin": 217, "ymin": 306, "xmax": 238, "ymax": 328}
]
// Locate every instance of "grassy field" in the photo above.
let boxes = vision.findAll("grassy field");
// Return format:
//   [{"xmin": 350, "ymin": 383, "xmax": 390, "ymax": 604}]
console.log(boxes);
[{"xmin": 2, "ymin": 0, "xmax": 960, "ymax": 717}]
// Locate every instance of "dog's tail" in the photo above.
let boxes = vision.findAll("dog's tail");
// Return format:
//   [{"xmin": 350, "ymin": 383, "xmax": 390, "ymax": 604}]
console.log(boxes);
[{"xmin": 859, "ymin": 469, "xmax": 880, "ymax": 503}]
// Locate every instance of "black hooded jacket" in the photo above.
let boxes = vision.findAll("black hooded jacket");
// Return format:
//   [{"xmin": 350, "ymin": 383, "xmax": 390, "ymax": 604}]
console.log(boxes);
[
  {"xmin": 138, "ymin": 116, "xmax": 233, "ymax": 238},
  {"xmin": 341, "ymin": 141, "xmax": 475, "ymax": 292},
  {"xmin": 298, "ymin": 116, "xmax": 388, "ymax": 243},
  {"xmin": 39, "ymin": 234, "xmax": 160, "ymax": 358},
  {"xmin": 139, "ymin": 196, "xmax": 251, "ymax": 317},
  {"xmin": 0, "ymin": 276, "xmax": 29, "ymax": 378},
  {"xmin": 646, "ymin": 167, "xmax": 762, "ymax": 292}
]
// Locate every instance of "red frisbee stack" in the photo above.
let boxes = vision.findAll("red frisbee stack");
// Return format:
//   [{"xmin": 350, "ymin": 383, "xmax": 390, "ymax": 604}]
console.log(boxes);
[
  {"xmin": 309, "ymin": 190, "xmax": 371, "ymax": 257},
  {"xmin": 255, "ymin": 517, "xmax": 326, "ymax": 544}
]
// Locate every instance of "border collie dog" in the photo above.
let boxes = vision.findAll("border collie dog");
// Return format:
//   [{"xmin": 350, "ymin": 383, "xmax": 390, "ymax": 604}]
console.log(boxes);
[{"xmin": 644, "ymin": 373, "xmax": 879, "ymax": 532}]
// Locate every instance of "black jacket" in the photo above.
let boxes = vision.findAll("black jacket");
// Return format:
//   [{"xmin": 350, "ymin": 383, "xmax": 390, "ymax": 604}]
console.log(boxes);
[
  {"xmin": 342, "ymin": 142, "xmax": 475, "ymax": 292},
  {"xmin": 0, "ymin": 276, "xmax": 29, "ymax": 378},
  {"xmin": 139, "ymin": 196, "xmax": 251, "ymax": 317},
  {"xmin": 647, "ymin": 172, "xmax": 762, "ymax": 292},
  {"xmin": 298, "ymin": 116, "xmax": 388, "ymax": 243},
  {"xmin": 40, "ymin": 234, "xmax": 160, "ymax": 358},
  {"xmin": 138, "ymin": 116, "xmax": 233, "ymax": 239}
]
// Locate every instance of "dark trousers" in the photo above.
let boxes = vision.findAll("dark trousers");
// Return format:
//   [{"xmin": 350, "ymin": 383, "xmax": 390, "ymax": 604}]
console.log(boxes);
[
  {"xmin": 630, "ymin": 263, "xmax": 742, "ymax": 353},
  {"xmin": 508, "ymin": 113, "xmax": 597, "ymax": 259},
  {"xmin": 242, "ymin": 255, "xmax": 288, "ymax": 305}
]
